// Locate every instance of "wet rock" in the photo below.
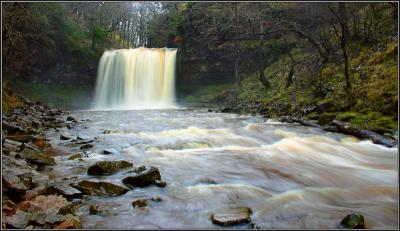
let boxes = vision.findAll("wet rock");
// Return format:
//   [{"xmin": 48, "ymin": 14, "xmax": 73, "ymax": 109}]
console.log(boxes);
[
  {"xmin": 66, "ymin": 116, "xmax": 77, "ymax": 123},
  {"xmin": 75, "ymin": 139, "xmax": 94, "ymax": 145},
  {"xmin": 87, "ymin": 160, "xmax": 133, "ymax": 175},
  {"xmin": 2, "ymin": 169, "xmax": 29, "ymax": 194},
  {"xmin": 291, "ymin": 117, "xmax": 322, "ymax": 129},
  {"xmin": 29, "ymin": 212, "xmax": 65, "ymax": 226},
  {"xmin": 3, "ymin": 210, "xmax": 32, "ymax": 228},
  {"xmin": 17, "ymin": 195, "xmax": 70, "ymax": 214},
  {"xmin": 3, "ymin": 139, "xmax": 23, "ymax": 153},
  {"xmin": 339, "ymin": 213, "xmax": 365, "ymax": 229},
  {"xmin": 322, "ymin": 126, "xmax": 339, "ymax": 132},
  {"xmin": 151, "ymin": 196, "xmax": 162, "ymax": 202},
  {"xmin": 23, "ymin": 186, "xmax": 49, "ymax": 200},
  {"xmin": 80, "ymin": 144, "xmax": 93, "ymax": 150},
  {"xmin": 154, "ymin": 180, "xmax": 167, "ymax": 188},
  {"xmin": 197, "ymin": 177, "xmax": 217, "ymax": 185},
  {"xmin": 60, "ymin": 133, "xmax": 74, "ymax": 140},
  {"xmin": 248, "ymin": 222, "xmax": 260, "ymax": 229},
  {"xmin": 103, "ymin": 149, "xmax": 117, "ymax": 155},
  {"xmin": 332, "ymin": 120, "xmax": 396, "ymax": 148},
  {"xmin": 2, "ymin": 121, "xmax": 27, "ymax": 135},
  {"xmin": 49, "ymin": 184, "xmax": 83, "ymax": 200},
  {"xmin": 278, "ymin": 116, "xmax": 295, "ymax": 123},
  {"xmin": 132, "ymin": 199, "xmax": 148, "ymax": 208},
  {"xmin": 122, "ymin": 166, "xmax": 162, "ymax": 187},
  {"xmin": 68, "ymin": 153, "xmax": 82, "ymax": 160},
  {"xmin": 71, "ymin": 180, "xmax": 129, "ymax": 196},
  {"xmin": 16, "ymin": 148, "xmax": 56, "ymax": 167},
  {"xmin": 3, "ymin": 199, "xmax": 18, "ymax": 216},
  {"xmin": 126, "ymin": 165, "xmax": 146, "ymax": 174},
  {"xmin": 57, "ymin": 200, "xmax": 82, "ymax": 215},
  {"xmin": 54, "ymin": 214, "xmax": 82, "ymax": 229},
  {"xmin": 211, "ymin": 207, "xmax": 252, "ymax": 226},
  {"xmin": 6, "ymin": 135, "xmax": 34, "ymax": 143},
  {"xmin": 89, "ymin": 205, "xmax": 100, "ymax": 215}
]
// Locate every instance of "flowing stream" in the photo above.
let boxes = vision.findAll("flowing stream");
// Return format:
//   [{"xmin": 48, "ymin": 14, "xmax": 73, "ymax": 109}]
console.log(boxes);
[{"xmin": 45, "ymin": 109, "xmax": 398, "ymax": 229}]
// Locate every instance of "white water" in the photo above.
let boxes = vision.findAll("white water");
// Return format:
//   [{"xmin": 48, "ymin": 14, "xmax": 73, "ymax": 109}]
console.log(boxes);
[{"xmin": 93, "ymin": 48, "xmax": 178, "ymax": 110}]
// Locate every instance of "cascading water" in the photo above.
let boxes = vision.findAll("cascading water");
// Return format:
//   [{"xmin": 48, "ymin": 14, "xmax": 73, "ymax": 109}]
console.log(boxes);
[{"xmin": 93, "ymin": 47, "xmax": 177, "ymax": 110}]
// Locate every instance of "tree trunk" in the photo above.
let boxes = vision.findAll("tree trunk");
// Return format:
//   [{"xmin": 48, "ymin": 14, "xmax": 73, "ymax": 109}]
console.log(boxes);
[
  {"xmin": 285, "ymin": 50, "xmax": 295, "ymax": 88},
  {"xmin": 257, "ymin": 22, "xmax": 270, "ymax": 89},
  {"xmin": 339, "ymin": 2, "xmax": 351, "ymax": 92}
]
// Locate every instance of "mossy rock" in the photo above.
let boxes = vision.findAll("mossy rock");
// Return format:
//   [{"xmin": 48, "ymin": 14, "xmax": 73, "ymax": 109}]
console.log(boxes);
[{"xmin": 339, "ymin": 213, "xmax": 365, "ymax": 229}]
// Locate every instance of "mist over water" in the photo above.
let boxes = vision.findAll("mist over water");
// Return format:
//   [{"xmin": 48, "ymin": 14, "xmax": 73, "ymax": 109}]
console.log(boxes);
[{"xmin": 93, "ymin": 48, "xmax": 177, "ymax": 110}]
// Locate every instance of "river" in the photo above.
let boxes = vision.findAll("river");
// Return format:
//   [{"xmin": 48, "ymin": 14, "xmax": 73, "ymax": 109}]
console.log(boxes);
[{"xmin": 45, "ymin": 108, "xmax": 398, "ymax": 229}]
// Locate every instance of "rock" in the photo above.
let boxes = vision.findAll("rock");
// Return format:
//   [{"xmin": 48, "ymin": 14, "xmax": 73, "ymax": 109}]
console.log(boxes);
[
  {"xmin": 322, "ymin": 126, "xmax": 339, "ymax": 132},
  {"xmin": 132, "ymin": 199, "xmax": 148, "ymax": 208},
  {"xmin": 29, "ymin": 212, "xmax": 65, "ymax": 226},
  {"xmin": 3, "ymin": 199, "xmax": 18, "ymax": 216},
  {"xmin": 57, "ymin": 200, "xmax": 82, "ymax": 215},
  {"xmin": 2, "ymin": 121, "xmax": 27, "ymax": 135},
  {"xmin": 103, "ymin": 149, "xmax": 116, "ymax": 155},
  {"xmin": 75, "ymin": 139, "xmax": 94, "ymax": 144},
  {"xmin": 211, "ymin": 207, "xmax": 252, "ymax": 226},
  {"xmin": 68, "ymin": 153, "xmax": 82, "ymax": 160},
  {"xmin": 151, "ymin": 196, "xmax": 162, "ymax": 202},
  {"xmin": 89, "ymin": 205, "xmax": 100, "ymax": 215},
  {"xmin": 339, "ymin": 213, "xmax": 365, "ymax": 229},
  {"xmin": 17, "ymin": 195, "xmax": 70, "ymax": 214},
  {"xmin": 71, "ymin": 180, "xmax": 129, "ymax": 196},
  {"xmin": 317, "ymin": 100, "xmax": 335, "ymax": 112},
  {"xmin": 80, "ymin": 144, "xmax": 93, "ymax": 150},
  {"xmin": 23, "ymin": 186, "xmax": 49, "ymax": 200},
  {"xmin": 154, "ymin": 180, "xmax": 167, "ymax": 188},
  {"xmin": 48, "ymin": 184, "xmax": 83, "ymax": 200},
  {"xmin": 332, "ymin": 120, "xmax": 396, "ymax": 148},
  {"xmin": 3, "ymin": 139, "xmax": 23, "ymax": 153},
  {"xmin": 60, "ymin": 133, "xmax": 74, "ymax": 140},
  {"xmin": 16, "ymin": 148, "xmax": 56, "ymax": 167},
  {"xmin": 66, "ymin": 116, "xmax": 77, "ymax": 123},
  {"xmin": 87, "ymin": 160, "xmax": 133, "ymax": 175},
  {"xmin": 248, "ymin": 222, "xmax": 260, "ymax": 229},
  {"xmin": 122, "ymin": 166, "xmax": 161, "ymax": 187},
  {"xmin": 2, "ymin": 169, "xmax": 29, "ymax": 194},
  {"xmin": 125, "ymin": 165, "xmax": 146, "ymax": 174},
  {"xmin": 3, "ymin": 210, "xmax": 32, "ymax": 228},
  {"xmin": 54, "ymin": 214, "xmax": 82, "ymax": 229},
  {"xmin": 6, "ymin": 135, "xmax": 35, "ymax": 143}
]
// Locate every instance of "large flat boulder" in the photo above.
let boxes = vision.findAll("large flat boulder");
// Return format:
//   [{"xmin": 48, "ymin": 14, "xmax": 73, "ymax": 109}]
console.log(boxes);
[
  {"xmin": 211, "ymin": 207, "xmax": 252, "ymax": 226},
  {"xmin": 87, "ymin": 160, "xmax": 133, "ymax": 175},
  {"xmin": 71, "ymin": 180, "xmax": 129, "ymax": 196}
]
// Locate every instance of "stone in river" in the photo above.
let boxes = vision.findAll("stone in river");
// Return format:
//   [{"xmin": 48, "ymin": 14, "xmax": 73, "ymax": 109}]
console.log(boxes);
[
  {"xmin": 339, "ymin": 213, "xmax": 365, "ymax": 229},
  {"xmin": 48, "ymin": 184, "xmax": 83, "ymax": 200},
  {"xmin": 122, "ymin": 166, "xmax": 161, "ymax": 187},
  {"xmin": 87, "ymin": 160, "xmax": 133, "ymax": 175},
  {"xmin": 60, "ymin": 133, "xmax": 74, "ymax": 140},
  {"xmin": 211, "ymin": 207, "xmax": 252, "ymax": 226},
  {"xmin": 89, "ymin": 205, "xmax": 100, "ymax": 215},
  {"xmin": 54, "ymin": 214, "xmax": 82, "ymax": 229},
  {"xmin": 132, "ymin": 198, "xmax": 148, "ymax": 208},
  {"xmin": 71, "ymin": 180, "xmax": 129, "ymax": 196},
  {"xmin": 80, "ymin": 144, "xmax": 93, "ymax": 150},
  {"xmin": 68, "ymin": 153, "xmax": 82, "ymax": 160}
]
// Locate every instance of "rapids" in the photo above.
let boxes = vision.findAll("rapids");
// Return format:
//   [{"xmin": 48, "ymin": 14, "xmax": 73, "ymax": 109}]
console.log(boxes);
[{"xmin": 46, "ymin": 109, "xmax": 398, "ymax": 229}]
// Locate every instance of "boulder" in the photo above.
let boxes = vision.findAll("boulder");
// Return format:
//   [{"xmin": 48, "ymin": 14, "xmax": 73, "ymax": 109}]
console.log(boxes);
[
  {"xmin": 211, "ymin": 207, "xmax": 252, "ymax": 226},
  {"xmin": 2, "ymin": 121, "xmax": 27, "ymax": 135},
  {"xmin": 339, "ymin": 213, "xmax": 365, "ymax": 229},
  {"xmin": 23, "ymin": 186, "xmax": 49, "ymax": 200},
  {"xmin": 89, "ymin": 205, "xmax": 100, "ymax": 215},
  {"xmin": 80, "ymin": 144, "xmax": 93, "ymax": 150},
  {"xmin": 3, "ymin": 139, "xmax": 22, "ymax": 153},
  {"xmin": 3, "ymin": 210, "xmax": 32, "ymax": 229},
  {"xmin": 16, "ymin": 148, "xmax": 56, "ymax": 167},
  {"xmin": 122, "ymin": 166, "xmax": 161, "ymax": 187},
  {"xmin": 54, "ymin": 214, "xmax": 82, "ymax": 229},
  {"xmin": 132, "ymin": 199, "xmax": 148, "ymax": 208},
  {"xmin": 66, "ymin": 116, "xmax": 77, "ymax": 123},
  {"xmin": 71, "ymin": 180, "xmax": 129, "ymax": 196},
  {"xmin": 154, "ymin": 180, "xmax": 167, "ymax": 188},
  {"xmin": 68, "ymin": 153, "xmax": 82, "ymax": 160},
  {"xmin": 87, "ymin": 160, "xmax": 133, "ymax": 175},
  {"xmin": 48, "ymin": 184, "xmax": 83, "ymax": 200},
  {"xmin": 2, "ymin": 169, "xmax": 29, "ymax": 194},
  {"xmin": 29, "ymin": 212, "xmax": 65, "ymax": 226},
  {"xmin": 17, "ymin": 195, "xmax": 70, "ymax": 214},
  {"xmin": 151, "ymin": 196, "xmax": 162, "ymax": 202},
  {"xmin": 60, "ymin": 133, "xmax": 74, "ymax": 140}
]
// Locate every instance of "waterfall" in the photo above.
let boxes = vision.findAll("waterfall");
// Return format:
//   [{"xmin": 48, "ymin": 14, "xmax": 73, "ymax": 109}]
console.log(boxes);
[{"xmin": 93, "ymin": 47, "xmax": 177, "ymax": 110}]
